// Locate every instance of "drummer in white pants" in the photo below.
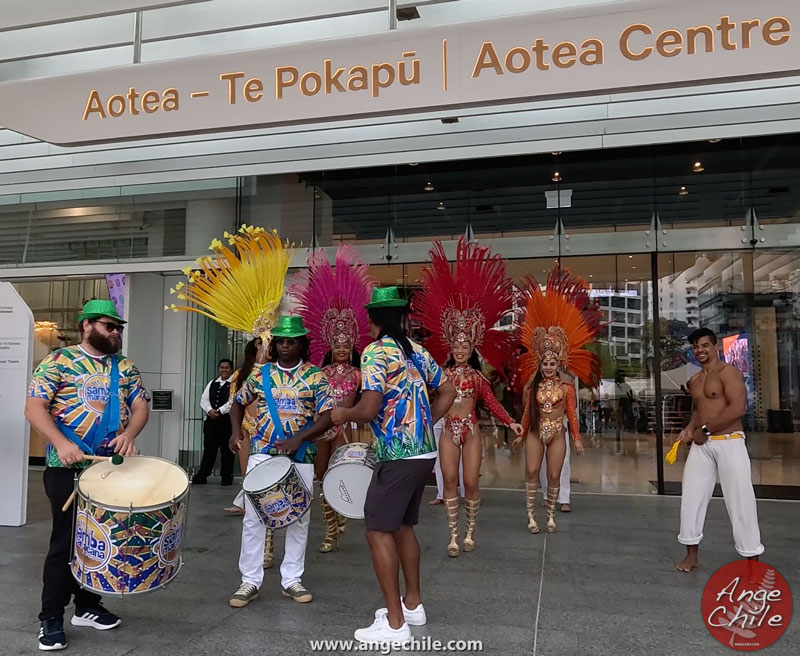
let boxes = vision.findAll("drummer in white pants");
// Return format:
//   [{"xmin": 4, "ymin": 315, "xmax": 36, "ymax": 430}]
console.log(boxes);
[
  {"xmin": 675, "ymin": 328, "xmax": 764, "ymax": 572},
  {"xmin": 430, "ymin": 419, "xmax": 464, "ymax": 505},
  {"xmin": 226, "ymin": 317, "xmax": 336, "ymax": 606},
  {"xmin": 540, "ymin": 424, "xmax": 571, "ymax": 511}
]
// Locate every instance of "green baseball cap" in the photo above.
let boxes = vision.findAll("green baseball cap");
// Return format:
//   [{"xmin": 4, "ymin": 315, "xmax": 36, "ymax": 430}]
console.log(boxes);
[
  {"xmin": 365, "ymin": 286, "xmax": 408, "ymax": 309},
  {"xmin": 271, "ymin": 315, "xmax": 309, "ymax": 338},
  {"xmin": 77, "ymin": 299, "xmax": 126, "ymax": 324}
]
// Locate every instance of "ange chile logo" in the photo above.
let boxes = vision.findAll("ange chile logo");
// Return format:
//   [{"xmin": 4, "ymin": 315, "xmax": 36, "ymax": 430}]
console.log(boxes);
[{"xmin": 701, "ymin": 560, "xmax": 793, "ymax": 651}]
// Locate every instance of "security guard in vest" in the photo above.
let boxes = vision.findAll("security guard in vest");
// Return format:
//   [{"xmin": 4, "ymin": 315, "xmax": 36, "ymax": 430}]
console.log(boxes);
[{"xmin": 193, "ymin": 358, "xmax": 235, "ymax": 485}]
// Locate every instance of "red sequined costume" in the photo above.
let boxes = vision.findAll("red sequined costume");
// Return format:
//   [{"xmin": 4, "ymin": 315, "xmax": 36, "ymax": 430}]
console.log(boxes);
[
  {"xmin": 411, "ymin": 237, "xmax": 517, "ymax": 557},
  {"xmin": 446, "ymin": 366, "xmax": 515, "ymax": 445}
]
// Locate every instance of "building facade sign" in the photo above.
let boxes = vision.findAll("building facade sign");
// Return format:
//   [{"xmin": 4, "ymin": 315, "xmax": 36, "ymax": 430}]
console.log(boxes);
[{"xmin": 0, "ymin": 0, "xmax": 796, "ymax": 145}]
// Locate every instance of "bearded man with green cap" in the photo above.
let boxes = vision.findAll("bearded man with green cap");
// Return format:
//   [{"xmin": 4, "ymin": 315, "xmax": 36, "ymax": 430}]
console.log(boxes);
[
  {"xmin": 227, "ymin": 315, "xmax": 336, "ymax": 608},
  {"xmin": 25, "ymin": 299, "xmax": 150, "ymax": 651}
]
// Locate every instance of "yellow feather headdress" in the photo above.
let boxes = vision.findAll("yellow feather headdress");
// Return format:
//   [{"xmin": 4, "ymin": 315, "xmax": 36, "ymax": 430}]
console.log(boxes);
[{"xmin": 165, "ymin": 224, "xmax": 294, "ymax": 341}]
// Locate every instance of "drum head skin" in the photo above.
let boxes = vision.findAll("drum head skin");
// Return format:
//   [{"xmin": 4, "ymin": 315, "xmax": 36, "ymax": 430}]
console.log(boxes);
[
  {"xmin": 322, "ymin": 444, "xmax": 375, "ymax": 520},
  {"xmin": 243, "ymin": 456, "xmax": 292, "ymax": 493},
  {"xmin": 77, "ymin": 456, "xmax": 188, "ymax": 510}
]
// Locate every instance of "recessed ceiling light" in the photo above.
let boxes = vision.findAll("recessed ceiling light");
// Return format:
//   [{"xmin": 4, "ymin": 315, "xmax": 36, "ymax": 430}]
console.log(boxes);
[
  {"xmin": 552, "ymin": 171, "xmax": 562, "ymax": 182},
  {"xmin": 408, "ymin": 162, "xmax": 419, "ymax": 166},
  {"xmin": 709, "ymin": 138, "xmax": 721, "ymax": 144},
  {"xmin": 628, "ymin": 255, "xmax": 633, "ymax": 259},
  {"xmin": 424, "ymin": 182, "xmax": 434, "ymax": 191},
  {"xmin": 692, "ymin": 161, "xmax": 704, "ymax": 173},
  {"xmin": 632, "ymin": 266, "xmax": 636, "ymax": 269},
  {"xmin": 436, "ymin": 201, "xmax": 445, "ymax": 210},
  {"xmin": 552, "ymin": 151, "xmax": 562, "ymax": 156},
  {"xmin": 679, "ymin": 186, "xmax": 689, "ymax": 195}
]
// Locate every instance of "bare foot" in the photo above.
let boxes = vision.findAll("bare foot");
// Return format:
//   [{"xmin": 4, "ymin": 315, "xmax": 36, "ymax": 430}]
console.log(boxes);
[
  {"xmin": 428, "ymin": 498, "xmax": 443, "ymax": 506},
  {"xmin": 560, "ymin": 503, "xmax": 572, "ymax": 513},
  {"xmin": 676, "ymin": 552, "xmax": 699, "ymax": 572}
]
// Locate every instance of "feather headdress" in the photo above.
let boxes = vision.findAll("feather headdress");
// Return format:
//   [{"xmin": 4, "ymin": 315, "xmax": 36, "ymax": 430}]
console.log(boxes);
[
  {"xmin": 166, "ymin": 224, "xmax": 294, "ymax": 340},
  {"xmin": 518, "ymin": 265, "xmax": 603, "ymax": 388},
  {"xmin": 411, "ymin": 237, "xmax": 516, "ymax": 372},
  {"xmin": 289, "ymin": 244, "xmax": 376, "ymax": 365}
]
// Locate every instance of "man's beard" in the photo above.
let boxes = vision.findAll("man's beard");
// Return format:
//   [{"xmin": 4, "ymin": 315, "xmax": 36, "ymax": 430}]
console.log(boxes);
[{"xmin": 86, "ymin": 327, "xmax": 120, "ymax": 354}]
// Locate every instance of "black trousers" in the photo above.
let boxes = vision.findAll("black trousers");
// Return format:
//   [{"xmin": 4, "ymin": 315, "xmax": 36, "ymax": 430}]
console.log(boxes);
[
  {"xmin": 40, "ymin": 467, "xmax": 102, "ymax": 621},
  {"xmin": 195, "ymin": 418, "xmax": 234, "ymax": 483}
]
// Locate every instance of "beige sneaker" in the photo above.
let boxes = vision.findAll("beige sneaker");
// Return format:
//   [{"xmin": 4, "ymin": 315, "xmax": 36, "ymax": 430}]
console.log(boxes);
[
  {"xmin": 282, "ymin": 582, "xmax": 312, "ymax": 603},
  {"xmin": 229, "ymin": 583, "xmax": 259, "ymax": 608}
]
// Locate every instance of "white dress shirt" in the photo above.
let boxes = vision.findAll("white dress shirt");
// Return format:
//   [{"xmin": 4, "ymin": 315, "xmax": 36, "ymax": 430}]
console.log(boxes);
[{"xmin": 200, "ymin": 375, "xmax": 234, "ymax": 416}]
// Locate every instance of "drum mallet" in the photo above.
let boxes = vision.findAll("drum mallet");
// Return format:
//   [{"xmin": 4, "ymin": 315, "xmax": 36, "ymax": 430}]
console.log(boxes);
[{"xmin": 61, "ymin": 454, "xmax": 124, "ymax": 512}]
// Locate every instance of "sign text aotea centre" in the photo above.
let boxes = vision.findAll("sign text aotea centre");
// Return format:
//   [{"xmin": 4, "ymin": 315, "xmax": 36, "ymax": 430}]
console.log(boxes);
[{"xmin": 0, "ymin": 0, "xmax": 797, "ymax": 145}]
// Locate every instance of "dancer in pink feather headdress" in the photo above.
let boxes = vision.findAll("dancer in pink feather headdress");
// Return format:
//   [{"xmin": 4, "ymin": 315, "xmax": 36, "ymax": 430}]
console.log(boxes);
[{"xmin": 290, "ymin": 244, "xmax": 376, "ymax": 552}]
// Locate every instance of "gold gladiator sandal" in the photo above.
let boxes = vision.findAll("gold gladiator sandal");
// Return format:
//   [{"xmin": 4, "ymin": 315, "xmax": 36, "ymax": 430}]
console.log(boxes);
[
  {"xmin": 525, "ymin": 482, "xmax": 539, "ymax": 534},
  {"xmin": 336, "ymin": 512, "xmax": 347, "ymax": 535},
  {"xmin": 319, "ymin": 496, "xmax": 339, "ymax": 553},
  {"xmin": 546, "ymin": 486, "xmax": 560, "ymax": 533},
  {"xmin": 444, "ymin": 497, "xmax": 460, "ymax": 557},
  {"xmin": 463, "ymin": 498, "xmax": 481, "ymax": 552},
  {"xmin": 263, "ymin": 528, "xmax": 274, "ymax": 569}
]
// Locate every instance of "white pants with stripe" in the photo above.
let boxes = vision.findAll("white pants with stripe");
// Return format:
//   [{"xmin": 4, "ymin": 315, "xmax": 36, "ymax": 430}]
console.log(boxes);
[
  {"xmin": 678, "ymin": 435, "xmax": 764, "ymax": 557},
  {"xmin": 433, "ymin": 419, "xmax": 464, "ymax": 499},
  {"xmin": 238, "ymin": 454, "xmax": 314, "ymax": 589}
]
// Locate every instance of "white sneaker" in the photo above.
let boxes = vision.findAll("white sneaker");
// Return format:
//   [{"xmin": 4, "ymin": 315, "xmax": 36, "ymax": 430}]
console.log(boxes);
[
  {"xmin": 354, "ymin": 614, "xmax": 411, "ymax": 645},
  {"xmin": 374, "ymin": 599, "xmax": 427, "ymax": 626}
]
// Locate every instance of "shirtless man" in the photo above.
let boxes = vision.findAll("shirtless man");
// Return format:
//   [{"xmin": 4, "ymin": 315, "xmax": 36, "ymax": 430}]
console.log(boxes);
[{"xmin": 675, "ymin": 328, "xmax": 764, "ymax": 572}]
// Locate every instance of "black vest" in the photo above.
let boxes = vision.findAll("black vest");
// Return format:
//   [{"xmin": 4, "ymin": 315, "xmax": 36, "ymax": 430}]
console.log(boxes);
[{"xmin": 209, "ymin": 379, "xmax": 231, "ymax": 410}]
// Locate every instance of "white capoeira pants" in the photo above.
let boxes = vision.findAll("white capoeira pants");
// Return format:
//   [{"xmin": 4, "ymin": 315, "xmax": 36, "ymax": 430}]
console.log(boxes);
[
  {"xmin": 540, "ymin": 440, "xmax": 570, "ymax": 504},
  {"xmin": 678, "ymin": 435, "xmax": 764, "ymax": 557},
  {"xmin": 238, "ymin": 454, "xmax": 314, "ymax": 589},
  {"xmin": 433, "ymin": 419, "xmax": 464, "ymax": 499}
]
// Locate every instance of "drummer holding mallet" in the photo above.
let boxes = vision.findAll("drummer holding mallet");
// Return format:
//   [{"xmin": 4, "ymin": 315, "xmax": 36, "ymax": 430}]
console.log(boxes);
[
  {"xmin": 25, "ymin": 299, "xmax": 150, "ymax": 652},
  {"xmin": 228, "ymin": 316, "xmax": 336, "ymax": 608}
]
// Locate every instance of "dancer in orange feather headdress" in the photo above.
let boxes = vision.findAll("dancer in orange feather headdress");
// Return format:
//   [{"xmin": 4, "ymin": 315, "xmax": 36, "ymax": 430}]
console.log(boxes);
[
  {"xmin": 412, "ymin": 238, "xmax": 523, "ymax": 557},
  {"xmin": 512, "ymin": 265, "xmax": 602, "ymax": 534}
]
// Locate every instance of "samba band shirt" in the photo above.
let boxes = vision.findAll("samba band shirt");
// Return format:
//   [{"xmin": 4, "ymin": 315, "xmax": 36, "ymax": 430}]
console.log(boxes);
[
  {"xmin": 234, "ymin": 361, "xmax": 333, "ymax": 464},
  {"xmin": 360, "ymin": 338, "xmax": 445, "ymax": 462},
  {"xmin": 28, "ymin": 345, "xmax": 150, "ymax": 468}
]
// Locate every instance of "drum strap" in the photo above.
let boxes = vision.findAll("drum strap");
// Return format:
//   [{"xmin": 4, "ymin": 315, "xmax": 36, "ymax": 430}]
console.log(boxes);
[
  {"xmin": 261, "ymin": 363, "xmax": 311, "ymax": 462},
  {"xmin": 56, "ymin": 355, "xmax": 121, "ymax": 455}
]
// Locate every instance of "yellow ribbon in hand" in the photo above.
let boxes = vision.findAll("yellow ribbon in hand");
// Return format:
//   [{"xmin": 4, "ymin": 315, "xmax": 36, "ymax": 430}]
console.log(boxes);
[{"xmin": 665, "ymin": 439, "xmax": 681, "ymax": 465}]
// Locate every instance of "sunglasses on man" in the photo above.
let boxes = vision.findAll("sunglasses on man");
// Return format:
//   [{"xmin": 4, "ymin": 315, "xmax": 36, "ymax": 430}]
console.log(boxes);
[{"xmin": 91, "ymin": 319, "xmax": 125, "ymax": 334}]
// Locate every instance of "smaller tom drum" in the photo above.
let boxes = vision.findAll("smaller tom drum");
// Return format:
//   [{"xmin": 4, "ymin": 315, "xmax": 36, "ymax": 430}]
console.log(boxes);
[
  {"xmin": 322, "ymin": 443, "xmax": 375, "ymax": 519},
  {"xmin": 243, "ymin": 457, "xmax": 311, "ymax": 529}
]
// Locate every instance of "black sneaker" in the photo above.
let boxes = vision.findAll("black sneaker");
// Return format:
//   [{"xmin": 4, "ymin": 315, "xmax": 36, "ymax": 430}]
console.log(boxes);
[
  {"xmin": 71, "ymin": 605, "xmax": 121, "ymax": 631},
  {"xmin": 191, "ymin": 476, "xmax": 207, "ymax": 484},
  {"xmin": 38, "ymin": 618, "xmax": 67, "ymax": 651}
]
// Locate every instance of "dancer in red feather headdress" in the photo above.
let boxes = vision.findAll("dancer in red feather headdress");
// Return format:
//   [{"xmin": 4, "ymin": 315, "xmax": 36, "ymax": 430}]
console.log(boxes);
[
  {"xmin": 412, "ymin": 238, "xmax": 523, "ymax": 557},
  {"xmin": 290, "ymin": 244, "xmax": 375, "ymax": 552},
  {"xmin": 512, "ymin": 265, "xmax": 602, "ymax": 534}
]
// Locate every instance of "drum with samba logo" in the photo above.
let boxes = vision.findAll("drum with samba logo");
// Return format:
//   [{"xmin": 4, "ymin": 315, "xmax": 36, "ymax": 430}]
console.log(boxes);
[
  {"xmin": 242, "ymin": 456, "xmax": 312, "ymax": 529},
  {"xmin": 322, "ymin": 442, "xmax": 375, "ymax": 519},
  {"xmin": 71, "ymin": 456, "xmax": 189, "ymax": 596}
]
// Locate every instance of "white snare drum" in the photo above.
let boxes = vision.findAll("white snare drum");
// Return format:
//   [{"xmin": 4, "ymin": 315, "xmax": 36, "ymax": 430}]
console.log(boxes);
[
  {"xmin": 71, "ymin": 456, "xmax": 189, "ymax": 596},
  {"xmin": 243, "ymin": 456, "xmax": 311, "ymax": 529},
  {"xmin": 322, "ymin": 442, "xmax": 375, "ymax": 519}
]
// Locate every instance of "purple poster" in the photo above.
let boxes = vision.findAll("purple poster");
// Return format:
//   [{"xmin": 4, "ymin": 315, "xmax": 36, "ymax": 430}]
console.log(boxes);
[{"xmin": 104, "ymin": 274, "xmax": 126, "ymax": 319}]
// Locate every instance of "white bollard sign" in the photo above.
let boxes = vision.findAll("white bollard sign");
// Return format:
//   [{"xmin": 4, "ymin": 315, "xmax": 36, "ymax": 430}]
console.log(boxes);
[{"xmin": 0, "ymin": 282, "xmax": 34, "ymax": 526}]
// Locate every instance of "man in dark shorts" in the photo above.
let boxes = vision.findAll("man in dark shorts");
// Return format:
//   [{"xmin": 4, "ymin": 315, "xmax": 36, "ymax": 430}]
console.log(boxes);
[{"xmin": 333, "ymin": 287, "xmax": 456, "ymax": 646}]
